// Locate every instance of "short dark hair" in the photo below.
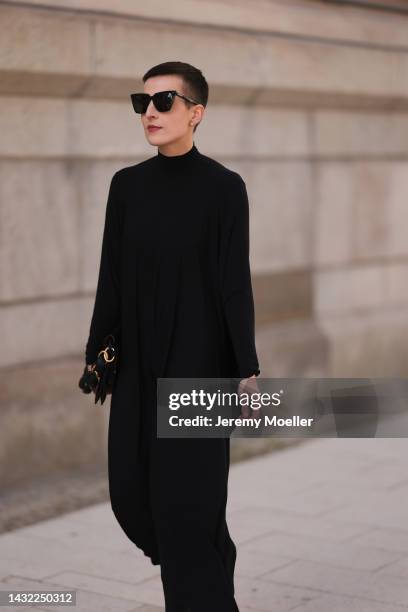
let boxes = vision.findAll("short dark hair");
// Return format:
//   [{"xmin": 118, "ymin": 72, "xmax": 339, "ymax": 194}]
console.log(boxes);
[{"xmin": 142, "ymin": 61, "xmax": 208, "ymax": 133}]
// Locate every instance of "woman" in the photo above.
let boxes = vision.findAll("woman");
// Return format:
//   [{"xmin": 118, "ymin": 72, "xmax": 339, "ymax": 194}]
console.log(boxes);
[{"xmin": 81, "ymin": 61, "xmax": 260, "ymax": 611}]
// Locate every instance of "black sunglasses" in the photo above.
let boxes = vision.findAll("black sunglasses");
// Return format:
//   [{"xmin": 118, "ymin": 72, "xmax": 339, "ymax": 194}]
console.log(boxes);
[{"xmin": 130, "ymin": 90, "xmax": 200, "ymax": 114}]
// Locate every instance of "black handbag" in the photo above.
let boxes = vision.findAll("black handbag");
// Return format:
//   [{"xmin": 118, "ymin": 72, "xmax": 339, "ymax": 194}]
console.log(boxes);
[{"xmin": 78, "ymin": 327, "xmax": 120, "ymax": 405}]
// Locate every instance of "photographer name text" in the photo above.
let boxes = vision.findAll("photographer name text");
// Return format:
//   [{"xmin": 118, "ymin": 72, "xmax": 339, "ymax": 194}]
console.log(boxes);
[{"xmin": 167, "ymin": 415, "xmax": 314, "ymax": 428}]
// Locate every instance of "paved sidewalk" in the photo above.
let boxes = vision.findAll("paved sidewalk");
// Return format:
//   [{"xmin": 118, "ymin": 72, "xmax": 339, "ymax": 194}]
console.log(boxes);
[{"xmin": 1, "ymin": 437, "xmax": 408, "ymax": 611}]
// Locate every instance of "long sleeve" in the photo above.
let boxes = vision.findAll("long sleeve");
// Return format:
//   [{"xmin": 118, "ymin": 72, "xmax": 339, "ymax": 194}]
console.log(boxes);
[
  {"xmin": 85, "ymin": 171, "xmax": 122, "ymax": 365},
  {"xmin": 219, "ymin": 173, "xmax": 260, "ymax": 379}
]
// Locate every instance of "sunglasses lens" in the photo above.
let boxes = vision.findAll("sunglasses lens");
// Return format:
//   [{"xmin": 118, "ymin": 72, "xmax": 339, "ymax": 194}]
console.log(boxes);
[
  {"xmin": 153, "ymin": 91, "xmax": 174, "ymax": 112},
  {"xmin": 131, "ymin": 94, "xmax": 148, "ymax": 114}
]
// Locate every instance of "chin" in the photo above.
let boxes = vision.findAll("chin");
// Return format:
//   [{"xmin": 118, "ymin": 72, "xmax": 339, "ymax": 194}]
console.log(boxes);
[{"xmin": 146, "ymin": 134, "xmax": 167, "ymax": 145}]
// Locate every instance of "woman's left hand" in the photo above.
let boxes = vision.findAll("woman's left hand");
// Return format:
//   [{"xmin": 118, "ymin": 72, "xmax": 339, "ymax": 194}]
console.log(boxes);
[{"xmin": 238, "ymin": 374, "xmax": 260, "ymax": 418}]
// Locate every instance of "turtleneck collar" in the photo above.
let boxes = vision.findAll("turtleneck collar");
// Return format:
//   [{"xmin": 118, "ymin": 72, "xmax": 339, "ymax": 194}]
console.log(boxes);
[{"xmin": 156, "ymin": 142, "xmax": 200, "ymax": 171}]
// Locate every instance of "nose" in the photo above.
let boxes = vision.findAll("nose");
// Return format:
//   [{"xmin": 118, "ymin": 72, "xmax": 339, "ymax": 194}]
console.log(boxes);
[{"xmin": 145, "ymin": 99, "xmax": 158, "ymax": 116}]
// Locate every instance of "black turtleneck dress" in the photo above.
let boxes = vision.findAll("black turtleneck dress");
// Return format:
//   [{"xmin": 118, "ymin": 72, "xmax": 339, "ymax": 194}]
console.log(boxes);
[{"xmin": 84, "ymin": 142, "xmax": 260, "ymax": 612}]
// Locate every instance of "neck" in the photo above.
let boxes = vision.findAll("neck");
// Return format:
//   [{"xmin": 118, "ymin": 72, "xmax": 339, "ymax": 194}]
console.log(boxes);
[{"xmin": 158, "ymin": 140, "xmax": 194, "ymax": 157}]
